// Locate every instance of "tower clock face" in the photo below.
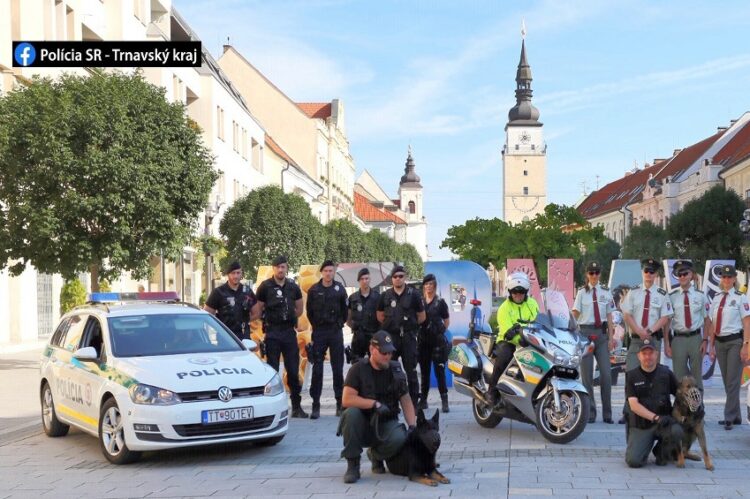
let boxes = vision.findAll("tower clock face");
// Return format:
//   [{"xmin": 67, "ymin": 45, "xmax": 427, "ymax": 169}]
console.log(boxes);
[{"xmin": 519, "ymin": 131, "xmax": 531, "ymax": 144}]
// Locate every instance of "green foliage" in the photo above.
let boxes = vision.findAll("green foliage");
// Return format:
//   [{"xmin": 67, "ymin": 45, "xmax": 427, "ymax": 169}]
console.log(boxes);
[
  {"xmin": 60, "ymin": 279, "xmax": 86, "ymax": 315},
  {"xmin": 575, "ymin": 236, "xmax": 621, "ymax": 285},
  {"xmin": 441, "ymin": 204, "xmax": 605, "ymax": 283},
  {"xmin": 324, "ymin": 219, "xmax": 370, "ymax": 264},
  {"xmin": 622, "ymin": 220, "xmax": 667, "ymax": 261},
  {"xmin": 98, "ymin": 279, "xmax": 111, "ymax": 292},
  {"xmin": 0, "ymin": 72, "xmax": 216, "ymax": 284},
  {"xmin": 666, "ymin": 185, "xmax": 745, "ymax": 270},
  {"xmin": 219, "ymin": 185, "xmax": 326, "ymax": 276}
]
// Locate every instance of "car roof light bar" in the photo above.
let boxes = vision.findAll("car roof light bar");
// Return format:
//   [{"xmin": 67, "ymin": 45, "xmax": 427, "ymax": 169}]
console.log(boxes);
[{"xmin": 88, "ymin": 291, "xmax": 180, "ymax": 303}]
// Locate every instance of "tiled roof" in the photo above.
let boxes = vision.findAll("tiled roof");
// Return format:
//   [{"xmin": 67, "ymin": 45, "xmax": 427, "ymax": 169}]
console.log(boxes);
[
  {"xmin": 714, "ymin": 120, "xmax": 750, "ymax": 168},
  {"xmin": 354, "ymin": 192, "xmax": 406, "ymax": 224},
  {"xmin": 296, "ymin": 102, "xmax": 332, "ymax": 119},
  {"xmin": 654, "ymin": 131, "xmax": 723, "ymax": 183},
  {"xmin": 264, "ymin": 135, "xmax": 299, "ymax": 167},
  {"xmin": 577, "ymin": 163, "xmax": 662, "ymax": 220}
]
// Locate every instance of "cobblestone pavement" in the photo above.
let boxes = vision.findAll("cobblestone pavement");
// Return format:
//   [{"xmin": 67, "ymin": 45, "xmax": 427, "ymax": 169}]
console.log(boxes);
[{"xmin": 1, "ymin": 348, "xmax": 748, "ymax": 498}]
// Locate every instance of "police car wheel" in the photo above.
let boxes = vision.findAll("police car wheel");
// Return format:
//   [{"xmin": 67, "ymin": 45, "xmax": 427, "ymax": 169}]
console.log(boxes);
[
  {"xmin": 98, "ymin": 398, "xmax": 141, "ymax": 464},
  {"xmin": 255, "ymin": 435, "xmax": 284, "ymax": 446},
  {"xmin": 40, "ymin": 381, "xmax": 69, "ymax": 437}
]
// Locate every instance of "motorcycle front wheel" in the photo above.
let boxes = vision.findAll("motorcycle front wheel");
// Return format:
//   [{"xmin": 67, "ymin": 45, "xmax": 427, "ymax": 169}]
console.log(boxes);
[
  {"xmin": 472, "ymin": 397, "xmax": 503, "ymax": 428},
  {"xmin": 535, "ymin": 389, "xmax": 589, "ymax": 444}
]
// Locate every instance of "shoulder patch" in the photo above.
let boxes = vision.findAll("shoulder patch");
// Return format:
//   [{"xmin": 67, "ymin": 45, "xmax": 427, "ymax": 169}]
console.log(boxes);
[
  {"xmin": 657, "ymin": 288, "xmax": 667, "ymax": 295},
  {"xmin": 734, "ymin": 290, "xmax": 743, "ymax": 296}
]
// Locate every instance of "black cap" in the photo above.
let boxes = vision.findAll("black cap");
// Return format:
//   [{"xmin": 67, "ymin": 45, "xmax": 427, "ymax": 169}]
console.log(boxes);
[
  {"xmin": 720, "ymin": 264, "xmax": 737, "ymax": 277},
  {"xmin": 320, "ymin": 260, "xmax": 336, "ymax": 271},
  {"xmin": 641, "ymin": 258, "xmax": 659, "ymax": 272},
  {"xmin": 672, "ymin": 260, "xmax": 693, "ymax": 273},
  {"xmin": 422, "ymin": 273, "xmax": 436, "ymax": 285},
  {"xmin": 357, "ymin": 268, "xmax": 370, "ymax": 281},
  {"xmin": 586, "ymin": 261, "xmax": 601, "ymax": 273},
  {"xmin": 225, "ymin": 260, "xmax": 241, "ymax": 274},
  {"xmin": 271, "ymin": 255, "xmax": 287, "ymax": 267},
  {"xmin": 391, "ymin": 265, "xmax": 406, "ymax": 277},
  {"xmin": 639, "ymin": 339, "xmax": 657, "ymax": 352},
  {"xmin": 370, "ymin": 330, "xmax": 396, "ymax": 353}
]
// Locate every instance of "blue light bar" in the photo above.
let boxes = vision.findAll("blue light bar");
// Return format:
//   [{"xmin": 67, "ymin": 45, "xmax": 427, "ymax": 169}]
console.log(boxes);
[{"xmin": 88, "ymin": 292, "xmax": 180, "ymax": 303}]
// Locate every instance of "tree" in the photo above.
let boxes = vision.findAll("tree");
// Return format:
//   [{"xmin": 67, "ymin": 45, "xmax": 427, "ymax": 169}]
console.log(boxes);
[
  {"xmin": 576, "ymin": 236, "xmax": 621, "ymax": 285},
  {"xmin": 324, "ymin": 219, "xmax": 370, "ymax": 264},
  {"xmin": 666, "ymin": 185, "xmax": 745, "ymax": 270},
  {"xmin": 0, "ymin": 72, "xmax": 216, "ymax": 290},
  {"xmin": 59, "ymin": 279, "xmax": 86, "ymax": 315},
  {"xmin": 622, "ymin": 220, "xmax": 667, "ymax": 262},
  {"xmin": 441, "ymin": 204, "xmax": 605, "ymax": 283},
  {"xmin": 219, "ymin": 185, "xmax": 326, "ymax": 276}
]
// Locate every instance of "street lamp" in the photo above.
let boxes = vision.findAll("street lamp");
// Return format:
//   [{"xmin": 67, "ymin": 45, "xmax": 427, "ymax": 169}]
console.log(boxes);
[
  {"xmin": 739, "ymin": 209, "xmax": 750, "ymax": 237},
  {"xmin": 205, "ymin": 195, "xmax": 223, "ymax": 293}
]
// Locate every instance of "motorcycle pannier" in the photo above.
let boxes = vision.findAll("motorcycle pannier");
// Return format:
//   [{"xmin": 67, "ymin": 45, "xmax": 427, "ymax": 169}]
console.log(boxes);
[{"xmin": 447, "ymin": 343, "xmax": 481, "ymax": 382}]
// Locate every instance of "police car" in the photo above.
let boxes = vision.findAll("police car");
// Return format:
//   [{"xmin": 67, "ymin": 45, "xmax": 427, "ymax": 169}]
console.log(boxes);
[{"xmin": 39, "ymin": 292, "xmax": 288, "ymax": 464}]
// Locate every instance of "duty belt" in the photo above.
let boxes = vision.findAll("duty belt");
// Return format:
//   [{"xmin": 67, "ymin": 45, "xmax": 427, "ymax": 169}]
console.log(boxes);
[
  {"xmin": 715, "ymin": 332, "xmax": 743, "ymax": 343},
  {"xmin": 673, "ymin": 328, "xmax": 701, "ymax": 338}
]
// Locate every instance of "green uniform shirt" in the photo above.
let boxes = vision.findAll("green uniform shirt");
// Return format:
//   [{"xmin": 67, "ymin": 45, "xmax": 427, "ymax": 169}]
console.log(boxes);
[{"xmin": 496, "ymin": 297, "xmax": 539, "ymax": 345}]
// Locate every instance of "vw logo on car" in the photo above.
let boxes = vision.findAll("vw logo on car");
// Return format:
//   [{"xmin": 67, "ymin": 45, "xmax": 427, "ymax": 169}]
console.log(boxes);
[{"xmin": 218, "ymin": 386, "xmax": 233, "ymax": 402}]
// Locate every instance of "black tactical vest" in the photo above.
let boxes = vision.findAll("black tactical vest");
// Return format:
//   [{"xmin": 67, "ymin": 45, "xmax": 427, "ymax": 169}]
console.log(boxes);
[
  {"xmin": 262, "ymin": 279, "xmax": 298, "ymax": 331},
  {"xmin": 629, "ymin": 365, "xmax": 673, "ymax": 429},
  {"xmin": 421, "ymin": 297, "xmax": 447, "ymax": 340},
  {"xmin": 355, "ymin": 359, "xmax": 408, "ymax": 416},
  {"xmin": 349, "ymin": 289, "xmax": 380, "ymax": 334},
  {"xmin": 308, "ymin": 280, "xmax": 346, "ymax": 328},
  {"xmin": 215, "ymin": 283, "xmax": 253, "ymax": 336},
  {"xmin": 382, "ymin": 286, "xmax": 420, "ymax": 334}
]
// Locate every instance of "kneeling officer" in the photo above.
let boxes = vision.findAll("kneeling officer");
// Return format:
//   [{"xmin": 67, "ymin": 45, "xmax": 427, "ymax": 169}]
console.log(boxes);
[{"xmin": 338, "ymin": 331, "xmax": 417, "ymax": 484}]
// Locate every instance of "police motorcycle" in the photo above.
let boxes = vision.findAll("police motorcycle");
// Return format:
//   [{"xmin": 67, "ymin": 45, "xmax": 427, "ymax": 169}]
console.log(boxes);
[{"xmin": 448, "ymin": 288, "xmax": 593, "ymax": 444}]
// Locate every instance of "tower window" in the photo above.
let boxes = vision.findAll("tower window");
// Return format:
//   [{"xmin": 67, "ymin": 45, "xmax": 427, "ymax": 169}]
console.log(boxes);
[
  {"xmin": 531, "ymin": 144, "xmax": 536, "ymax": 151},
  {"xmin": 408, "ymin": 201, "xmax": 416, "ymax": 214},
  {"xmin": 523, "ymin": 187, "xmax": 529, "ymax": 195},
  {"xmin": 523, "ymin": 170, "xmax": 528, "ymax": 176},
  {"xmin": 514, "ymin": 144, "xmax": 519, "ymax": 151}
]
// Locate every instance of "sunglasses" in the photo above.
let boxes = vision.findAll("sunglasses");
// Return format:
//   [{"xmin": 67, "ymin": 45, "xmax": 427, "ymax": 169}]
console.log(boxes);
[
  {"xmin": 677, "ymin": 271, "xmax": 691, "ymax": 277},
  {"xmin": 510, "ymin": 289, "xmax": 526, "ymax": 294},
  {"xmin": 587, "ymin": 271, "xmax": 600, "ymax": 275},
  {"xmin": 392, "ymin": 274, "xmax": 405, "ymax": 279},
  {"xmin": 643, "ymin": 269, "xmax": 656, "ymax": 274}
]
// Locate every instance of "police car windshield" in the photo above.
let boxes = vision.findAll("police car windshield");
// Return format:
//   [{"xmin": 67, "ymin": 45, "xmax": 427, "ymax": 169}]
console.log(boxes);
[{"xmin": 108, "ymin": 313, "xmax": 243, "ymax": 357}]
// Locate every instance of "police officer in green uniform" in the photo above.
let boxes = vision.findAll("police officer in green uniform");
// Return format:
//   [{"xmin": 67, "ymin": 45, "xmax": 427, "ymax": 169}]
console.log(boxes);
[
  {"xmin": 338, "ymin": 331, "xmax": 417, "ymax": 484},
  {"xmin": 572, "ymin": 261, "xmax": 616, "ymax": 424},
  {"xmin": 707, "ymin": 264, "xmax": 750, "ymax": 430},
  {"xmin": 253, "ymin": 255, "xmax": 307, "ymax": 418},
  {"xmin": 618, "ymin": 258, "xmax": 673, "ymax": 423},
  {"xmin": 204, "ymin": 260, "xmax": 257, "ymax": 340},
  {"xmin": 664, "ymin": 260, "xmax": 708, "ymax": 392},
  {"xmin": 624, "ymin": 339, "xmax": 679, "ymax": 468},
  {"xmin": 307, "ymin": 260, "xmax": 349, "ymax": 419},
  {"xmin": 346, "ymin": 268, "xmax": 380, "ymax": 363},
  {"xmin": 376, "ymin": 265, "xmax": 426, "ymax": 406}
]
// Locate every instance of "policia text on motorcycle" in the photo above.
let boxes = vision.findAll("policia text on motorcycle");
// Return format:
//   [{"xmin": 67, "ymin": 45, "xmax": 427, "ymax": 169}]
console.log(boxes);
[
  {"xmin": 376, "ymin": 265, "xmax": 426, "ymax": 405},
  {"xmin": 418, "ymin": 273, "xmax": 451, "ymax": 413},
  {"xmin": 338, "ymin": 330, "xmax": 416, "ymax": 484},
  {"xmin": 487, "ymin": 272, "xmax": 539, "ymax": 406},
  {"xmin": 252, "ymin": 255, "xmax": 308, "ymax": 419},
  {"xmin": 625, "ymin": 339, "xmax": 679, "ymax": 468},
  {"xmin": 307, "ymin": 260, "xmax": 349, "ymax": 419},
  {"xmin": 204, "ymin": 260, "xmax": 257, "ymax": 340},
  {"xmin": 346, "ymin": 268, "xmax": 380, "ymax": 363}
]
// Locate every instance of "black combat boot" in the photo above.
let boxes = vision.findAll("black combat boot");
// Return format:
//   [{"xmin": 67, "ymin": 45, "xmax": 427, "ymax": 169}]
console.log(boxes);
[
  {"xmin": 291, "ymin": 403, "xmax": 308, "ymax": 419},
  {"xmin": 417, "ymin": 394, "xmax": 428, "ymax": 410},
  {"xmin": 441, "ymin": 393, "xmax": 449, "ymax": 413},
  {"xmin": 343, "ymin": 457, "xmax": 361, "ymax": 483},
  {"xmin": 335, "ymin": 398, "xmax": 343, "ymax": 417},
  {"xmin": 310, "ymin": 401, "xmax": 321, "ymax": 420}
]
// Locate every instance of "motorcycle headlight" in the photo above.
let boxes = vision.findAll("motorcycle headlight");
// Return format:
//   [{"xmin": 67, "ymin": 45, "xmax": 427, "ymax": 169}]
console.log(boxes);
[
  {"xmin": 549, "ymin": 344, "xmax": 580, "ymax": 368},
  {"xmin": 264, "ymin": 373, "xmax": 284, "ymax": 396},
  {"xmin": 129, "ymin": 384, "xmax": 181, "ymax": 405}
]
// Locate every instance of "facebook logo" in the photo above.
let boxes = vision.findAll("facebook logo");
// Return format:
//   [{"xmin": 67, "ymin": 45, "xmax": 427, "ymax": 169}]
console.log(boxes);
[{"xmin": 14, "ymin": 43, "xmax": 36, "ymax": 67}]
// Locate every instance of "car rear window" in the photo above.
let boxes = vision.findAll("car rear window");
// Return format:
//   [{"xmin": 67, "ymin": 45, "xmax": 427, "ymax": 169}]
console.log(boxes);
[{"xmin": 108, "ymin": 313, "xmax": 243, "ymax": 357}]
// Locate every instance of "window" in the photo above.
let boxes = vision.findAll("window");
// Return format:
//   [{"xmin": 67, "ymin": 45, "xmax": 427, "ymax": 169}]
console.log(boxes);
[
  {"xmin": 523, "ymin": 170, "xmax": 528, "ymax": 176},
  {"xmin": 408, "ymin": 201, "xmax": 416, "ymax": 214},
  {"xmin": 216, "ymin": 106, "xmax": 224, "ymax": 140},
  {"xmin": 241, "ymin": 129, "xmax": 248, "ymax": 159},
  {"xmin": 523, "ymin": 187, "xmax": 529, "ymax": 195},
  {"xmin": 50, "ymin": 318, "xmax": 72, "ymax": 347},
  {"xmin": 80, "ymin": 317, "xmax": 104, "ymax": 358},
  {"xmin": 251, "ymin": 138, "xmax": 262, "ymax": 172},
  {"xmin": 232, "ymin": 120, "xmax": 238, "ymax": 152},
  {"xmin": 63, "ymin": 314, "xmax": 88, "ymax": 352}
]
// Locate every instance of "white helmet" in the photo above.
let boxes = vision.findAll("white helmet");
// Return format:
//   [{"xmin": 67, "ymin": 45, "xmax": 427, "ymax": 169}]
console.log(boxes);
[{"xmin": 506, "ymin": 272, "xmax": 531, "ymax": 293}]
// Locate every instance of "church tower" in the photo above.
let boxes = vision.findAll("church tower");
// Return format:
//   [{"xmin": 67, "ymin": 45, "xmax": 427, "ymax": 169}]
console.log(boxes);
[
  {"xmin": 398, "ymin": 146, "xmax": 428, "ymax": 260},
  {"xmin": 502, "ymin": 34, "xmax": 547, "ymax": 224}
]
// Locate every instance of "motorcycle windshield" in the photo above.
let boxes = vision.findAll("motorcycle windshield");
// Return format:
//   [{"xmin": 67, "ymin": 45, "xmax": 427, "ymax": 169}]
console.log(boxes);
[{"xmin": 535, "ymin": 288, "xmax": 578, "ymax": 331}]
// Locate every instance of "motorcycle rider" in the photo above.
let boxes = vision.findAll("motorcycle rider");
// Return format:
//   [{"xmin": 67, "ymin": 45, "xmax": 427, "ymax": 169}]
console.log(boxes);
[{"xmin": 486, "ymin": 272, "xmax": 539, "ymax": 405}]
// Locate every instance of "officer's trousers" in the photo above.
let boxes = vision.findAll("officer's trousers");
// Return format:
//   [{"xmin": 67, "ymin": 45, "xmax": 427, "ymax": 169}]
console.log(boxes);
[
  {"xmin": 622, "ymin": 336, "xmax": 661, "ymax": 416},
  {"xmin": 350, "ymin": 329, "xmax": 375, "ymax": 361},
  {"xmin": 338, "ymin": 408, "xmax": 406, "ymax": 460},
  {"xmin": 670, "ymin": 332, "xmax": 703, "ymax": 391},
  {"xmin": 489, "ymin": 341, "xmax": 516, "ymax": 390},
  {"xmin": 418, "ymin": 336, "xmax": 448, "ymax": 399},
  {"xmin": 310, "ymin": 326, "xmax": 345, "ymax": 404},
  {"xmin": 391, "ymin": 329, "xmax": 419, "ymax": 404},
  {"xmin": 625, "ymin": 424, "xmax": 657, "ymax": 468},
  {"xmin": 715, "ymin": 337, "xmax": 743, "ymax": 423},
  {"xmin": 580, "ymin": 325, "xmax": 612, "ymax": 421},
  {"xmin": 265, "ymin": 329, "xmax": 302, "ymax": 406}
]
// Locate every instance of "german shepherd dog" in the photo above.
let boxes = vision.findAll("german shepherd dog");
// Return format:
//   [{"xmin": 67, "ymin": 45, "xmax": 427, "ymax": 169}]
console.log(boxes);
[
  {"xmin": 385, "ymin": 409, "xmax": 450, "ymax": 486},
  {"xmin": 672, "ymin": 376, "xmax": 714, "ymax": 470}
]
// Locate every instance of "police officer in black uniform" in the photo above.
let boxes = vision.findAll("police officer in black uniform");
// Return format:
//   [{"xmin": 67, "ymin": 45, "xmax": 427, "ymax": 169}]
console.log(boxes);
[
  {"xmin": 338, "ymin": 331, "xmax": 417, "ymax": 484},
  {"xmin": 253, "ymin": 255, "xmax": 308, "ymax": 418},
  {"xmin": 346, "ymin": 268, "xmax": 381, "ymax": 363},
  {"xmin": 417, "ymin": 273, "xmax": 451, "ymax": 413},
  {"xmin": 204, "ymin": 260, "xmax": 256, "ymax": 340},
  {"xmin": 376, "ymin": 265, "xmax": 426, "ymax": 406},
  {"xmin": 624, "ymin": 339, "xmax": 679, "ymax": 468},
  {"xmin": 307, "ymin": 260, "xmax": 349, "ymax": 419}
]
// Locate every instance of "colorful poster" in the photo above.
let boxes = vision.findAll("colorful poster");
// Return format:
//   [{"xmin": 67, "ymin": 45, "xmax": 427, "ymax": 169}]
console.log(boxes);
[
  {"xmin": 547, "ymin": 259, "xmax": 575, "ymax": 308},
  {"xmin": 506, "ymin": 259, "xmax": 542, "ymax": 305}
]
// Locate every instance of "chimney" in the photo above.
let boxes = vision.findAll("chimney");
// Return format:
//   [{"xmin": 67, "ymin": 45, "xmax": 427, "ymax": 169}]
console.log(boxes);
[
  {"xmin": 653, "ymin": 158, "xmax": 666, "ymax": 164},
  {"xmin": 673, "ymin": 149, "xmax": 682, "ymax": 156},
  {"xmin": 718, "ymin": 126, "xmax": 728, "ymax": 132}
]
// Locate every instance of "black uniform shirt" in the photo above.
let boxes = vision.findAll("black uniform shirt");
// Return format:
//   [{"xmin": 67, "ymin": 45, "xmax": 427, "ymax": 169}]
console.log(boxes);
[
  {"xmin": 205, "ymin": 282, "xmax": 256, "ymax": 337},
  {"xmin": 348, "ymin": 289, "xmax": 380, "ymax": 333},
  {"xmin": 256, "ymin": 278, "xmax": 302, "ymax": 333},
  {"xmin": 307, "ymin": 279, "xmax": 348, "ymax": 329},
  {"xmin": 625, "ymin": 364, "xmax": 678, "ymax": 427},
  {"xmin": 345, "ymin": 360, "xmax": 408, "ymax": 416},
  {"xmin": 377, "ymin": 286, "xmax": 425, "ymax": 333}
]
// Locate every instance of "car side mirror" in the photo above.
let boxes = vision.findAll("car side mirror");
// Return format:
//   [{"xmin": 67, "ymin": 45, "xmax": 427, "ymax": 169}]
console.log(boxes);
[
  {"xmin": 241, "ymin": 339, "xmax": 259, "ymax": 352},
  {"xmin": 73, "ymin": 346, "xmax": 98, "ymax": 361}
]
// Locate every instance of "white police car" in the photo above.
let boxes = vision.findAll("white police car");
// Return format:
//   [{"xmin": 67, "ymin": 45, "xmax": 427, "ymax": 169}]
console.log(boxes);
[{"xmin": 40, "ymin": 292, "xmax": 288, "ymax": 464}]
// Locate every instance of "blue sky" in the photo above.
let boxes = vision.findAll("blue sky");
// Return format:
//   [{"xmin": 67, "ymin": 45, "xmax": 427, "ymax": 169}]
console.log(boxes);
[{"xmin": 175, "ymin": 0, "xmax": 750, "ymax": 261}]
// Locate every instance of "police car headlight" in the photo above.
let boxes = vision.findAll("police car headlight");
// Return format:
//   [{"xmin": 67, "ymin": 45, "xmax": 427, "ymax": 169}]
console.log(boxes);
[
  {"xmin": 129, "ymin": 384, "xmax": 181, "ymax": 405},
  {"xmin": 264, "ymin": 373, "xmax": 284, "ymax": 397}
]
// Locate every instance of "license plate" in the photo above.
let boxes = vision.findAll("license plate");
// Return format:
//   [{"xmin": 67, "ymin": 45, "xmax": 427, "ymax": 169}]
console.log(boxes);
[{"xmin": 201, "ymin": 406, "xmax": 253, "ymax": 424}]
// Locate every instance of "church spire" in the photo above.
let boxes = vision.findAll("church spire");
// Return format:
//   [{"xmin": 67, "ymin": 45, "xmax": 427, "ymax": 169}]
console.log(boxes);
[
  {"xmin": 507, "ymin": 33, "xmax": 541, "ymax": 126},
  {"xmin": 400, "ymin": 145, "xmax": 421, "ymax": 187}
]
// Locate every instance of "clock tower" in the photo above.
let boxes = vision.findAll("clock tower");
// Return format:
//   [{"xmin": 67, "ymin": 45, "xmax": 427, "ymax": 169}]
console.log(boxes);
[{"xmin": 502, "ymin": 36, "xmax": 547, "ymax": 224}]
